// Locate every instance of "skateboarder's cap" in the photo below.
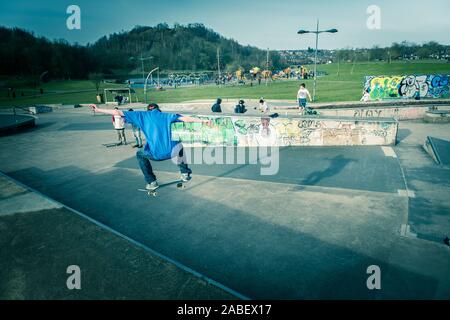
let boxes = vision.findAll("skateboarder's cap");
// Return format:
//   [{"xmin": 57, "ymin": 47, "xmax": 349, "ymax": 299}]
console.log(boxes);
[{"xmin": 147, "ymin": 103, "xmax": 160, "ymax": 111}]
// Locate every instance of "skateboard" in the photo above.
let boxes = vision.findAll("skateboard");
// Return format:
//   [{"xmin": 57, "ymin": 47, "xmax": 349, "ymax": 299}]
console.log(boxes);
[
  {"xmin": 138, "ymin": 178, "xmax": 191, "ymax": 197},
  {"xmin": 102, "ymin": 142, "xmax": 128, "ymax": 148},
  {"xmin": 304, "ymin": 108, "xmax": 320, "ymax": 115}
]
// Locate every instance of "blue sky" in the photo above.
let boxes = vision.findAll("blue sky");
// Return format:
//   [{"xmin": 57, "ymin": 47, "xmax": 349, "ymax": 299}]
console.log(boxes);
[{"xmin": 1, "ymin": 0, "xmax": 449, "ymax": 50}]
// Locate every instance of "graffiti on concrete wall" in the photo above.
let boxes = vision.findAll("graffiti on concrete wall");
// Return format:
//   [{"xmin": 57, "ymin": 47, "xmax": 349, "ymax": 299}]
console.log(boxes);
[
  {"xmin": 172, "ymin": 115, "xmax": 398, "ymax": 147},
  {"xmin": 364, "ymin": 75, "xmax": 449, "ymax": 100},
  {"xmin": 319, "ymin": 106, "xmax": 427, "ymax": 120}
]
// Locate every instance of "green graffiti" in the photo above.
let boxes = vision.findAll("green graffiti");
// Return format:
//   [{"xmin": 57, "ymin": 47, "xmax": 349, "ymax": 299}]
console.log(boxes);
[
  {"xmin": 172, "ymin": 116, "xmax": 237, "ymax": 146},
  {"xmin": 367, "ymin": 76, "xmax": 403, "ymax": 100},
  {"xmin": 234, "ymin": 120, "xmax": 248, "ymax": 135}
]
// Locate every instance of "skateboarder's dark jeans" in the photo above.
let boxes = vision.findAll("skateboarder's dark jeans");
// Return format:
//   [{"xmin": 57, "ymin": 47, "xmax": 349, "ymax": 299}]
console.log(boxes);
[{"xmin": 136, "ymin": 149, "xmax": 191, "ymax": 184}]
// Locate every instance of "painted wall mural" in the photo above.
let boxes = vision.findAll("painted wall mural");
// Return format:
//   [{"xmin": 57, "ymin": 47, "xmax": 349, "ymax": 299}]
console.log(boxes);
[
  {"xmin": 364, "ymin": 75, "xmax": 449, "ymax": 100},
  {"xmin": 172, "ymin": 115, "xmax": 398, "ymax": 147}
]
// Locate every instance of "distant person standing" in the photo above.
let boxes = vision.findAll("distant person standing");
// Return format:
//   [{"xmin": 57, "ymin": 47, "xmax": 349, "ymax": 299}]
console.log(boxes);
[
  {"xmin": 361, "ymin": 90, "xmax": 371, "ymax": 102},
  {"xmin": 297, "ymin": 83, "xmax": 312, "ymax": 114},
  {"xmin": 128, "ymin": 108, "xmax": 143, "ymax": 148},
  {"xmin": 211, "ymin": 98, "xmax": 222, "ymax": 113},
  {"xmin": 112, "ymin": 107, "xmax": 127, "ymax": 145}
]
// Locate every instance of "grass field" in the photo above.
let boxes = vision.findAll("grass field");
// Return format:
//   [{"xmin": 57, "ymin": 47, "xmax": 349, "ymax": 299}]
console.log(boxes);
[{"xmin": 1, "ymin": 60, "xmax": 449, "ymax": 107}]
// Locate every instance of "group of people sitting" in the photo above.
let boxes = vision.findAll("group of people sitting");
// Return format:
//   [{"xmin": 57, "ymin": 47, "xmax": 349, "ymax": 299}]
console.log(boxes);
[
  {"xmin": 211, "ymin": 98, "xmax": 271, "ymax": 114},
  {"xmin": 114, "ymin": 95, "xmax": 129, "ymax": 105},
  {"xmin": 210, "ymin": 84, "xmax": 315, "ymax": 115}
]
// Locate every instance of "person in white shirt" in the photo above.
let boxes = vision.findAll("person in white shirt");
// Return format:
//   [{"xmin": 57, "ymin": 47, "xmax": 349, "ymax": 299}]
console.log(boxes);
[
  {"xmin": 361, "ymin": 90, "xmax": 371, "ymax": 102},
  {"xmin": 259, "ymin": 98, "xmax": 270, "ymax": 114},
  {"xmin": 297, "ymin": 83, "xmax": 313, "ymax": 114},
  {"xmin": 112, "ymin": 107, "xmax": 127, "ymax": 145}
]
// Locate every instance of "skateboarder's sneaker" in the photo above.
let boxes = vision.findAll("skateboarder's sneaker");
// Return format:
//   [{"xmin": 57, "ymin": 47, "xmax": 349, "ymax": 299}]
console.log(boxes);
[
  {"xmin": 145, "ymin": 181, "xmax": 159, "ymax": 191},
  {"xmin": 181, "ymin": 173, "xmax": 191, "ymax": 182},
  {"xmin": 132, "ymin": 144, "xmax": 139, "ymax": 148}
]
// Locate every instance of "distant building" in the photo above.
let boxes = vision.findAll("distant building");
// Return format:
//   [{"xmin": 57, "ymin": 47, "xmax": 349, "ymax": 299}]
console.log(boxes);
[{"xmin": 278, "ymin": 49, "xmax": 334, "ymax": 66}]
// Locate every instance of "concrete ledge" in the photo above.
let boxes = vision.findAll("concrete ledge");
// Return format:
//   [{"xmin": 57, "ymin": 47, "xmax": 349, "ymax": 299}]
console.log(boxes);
[
  {"xmin": 172, "ymin": 114, "xmax": 398, "ymax": 147},
  {"xmin": 424, "ymin": 110, "xmax": 450, "ymax": 123},
  {"xmin": 319, "ymin": 105, "xmax": 430, "ymax": 120}
]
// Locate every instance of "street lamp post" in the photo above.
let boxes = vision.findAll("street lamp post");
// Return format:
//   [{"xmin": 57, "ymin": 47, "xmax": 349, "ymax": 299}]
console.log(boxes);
[
  {"xmin": 144, "ymin": 67, "xmax": 160, "ymax": 104},
  {"xmin": 130, "ymin": 55, "xmax": 154, "ymax": 82},
  {"xmin": 298, "ymin": 20, "xmax": 338, "ymax": 102}
]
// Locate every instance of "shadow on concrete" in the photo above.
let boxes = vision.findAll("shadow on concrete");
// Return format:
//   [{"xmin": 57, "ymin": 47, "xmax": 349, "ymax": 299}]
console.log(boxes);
[
  {"xmin": 114, "ymin": 146, "xmax": 405, "ymax": 194},
  {"xmin": 298, "ymin": 155, "xmax": 357, "ymax": 187},
  {"xmin": 397, "ymin": 128, "xmax": 412, "ymax": 143},
  {"xmin": 27, "ymin": 121, "xmax": 59, "ymax": 133},
  {"xmin": 58, "ymin": 122, "xmax": 118, "ymax": 131},
  {"xmin": 6, "ymin": 164, "xmax": 439, "ymax": 299}
]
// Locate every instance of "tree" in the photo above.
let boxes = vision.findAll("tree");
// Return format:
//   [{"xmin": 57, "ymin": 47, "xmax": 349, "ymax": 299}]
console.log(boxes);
[
  {"xmin": 417, "ymin": 47, "xmax": 432, "ymax": 59},
  {"xmin": 89, "ymin": 73, "xmax": 104, "ymax": 93}
]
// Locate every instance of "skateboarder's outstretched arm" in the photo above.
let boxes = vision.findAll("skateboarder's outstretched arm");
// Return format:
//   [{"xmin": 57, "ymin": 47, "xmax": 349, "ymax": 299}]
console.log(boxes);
[
  {"xmin": 89, "ymin": 104, "xmax": 211, "ymax": 125},
  {"xmin": 89, "ymin": 104, "xmax": 123, "ymax": 116}
]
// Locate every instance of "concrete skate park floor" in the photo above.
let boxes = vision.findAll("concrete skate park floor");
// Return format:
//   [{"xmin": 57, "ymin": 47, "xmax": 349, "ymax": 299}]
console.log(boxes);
[{"xmin": 1, "ymin": 107, "xmax": 449, "ymax": 299}]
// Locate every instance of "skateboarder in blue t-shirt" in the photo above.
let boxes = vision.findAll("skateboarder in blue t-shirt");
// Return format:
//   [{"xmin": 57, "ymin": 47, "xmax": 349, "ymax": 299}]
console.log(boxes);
[{"xmin": 90, "ymin": 103, "xmax": 211, "ymax": 191}]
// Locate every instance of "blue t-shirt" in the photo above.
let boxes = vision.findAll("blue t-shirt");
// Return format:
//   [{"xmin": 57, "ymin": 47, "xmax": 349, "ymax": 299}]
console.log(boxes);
[{"xmin": 123, "ymin": 110, "xmax": 181, "ymax": 160}]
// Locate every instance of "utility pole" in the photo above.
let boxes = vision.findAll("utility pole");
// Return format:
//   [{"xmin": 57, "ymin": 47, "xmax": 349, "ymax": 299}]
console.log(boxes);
[
  {"xmin": 351, "ymin": 51, "xmax": 356, "ymax": 74},
  {"xmin": 266, "ymin": 48, "xmax": 270, "ymax": 86},
  {"xmin": 141, "ymin": 53, "xmax": 145, "ymax": 82},
  {"xmin": 337, "ymin": 54, "xmax": 340, "ymax": 77},
  {"xmin": 144, "ymin": 67, "xmax": 159, "ymax": 104},
  {"xmin": 130, "ymin": 54, "xmax": 153, "ymax": 83},
  {"xmin": 217, "ymin": 47, "xmax": 221, "ymax": 86},
  {"xmin": 313, "ymin": 19, "xmax": 319, "ymax": 100}
]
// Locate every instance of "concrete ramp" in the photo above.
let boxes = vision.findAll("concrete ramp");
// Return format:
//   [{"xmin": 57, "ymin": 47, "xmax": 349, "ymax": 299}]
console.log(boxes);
[
  {"xmin": 0, "ymin": 114, "xmax": 36, "ymax": 136},
  {"xmin": 424, "ymin": 136, "xmax": 450, "ymax": 166}
]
